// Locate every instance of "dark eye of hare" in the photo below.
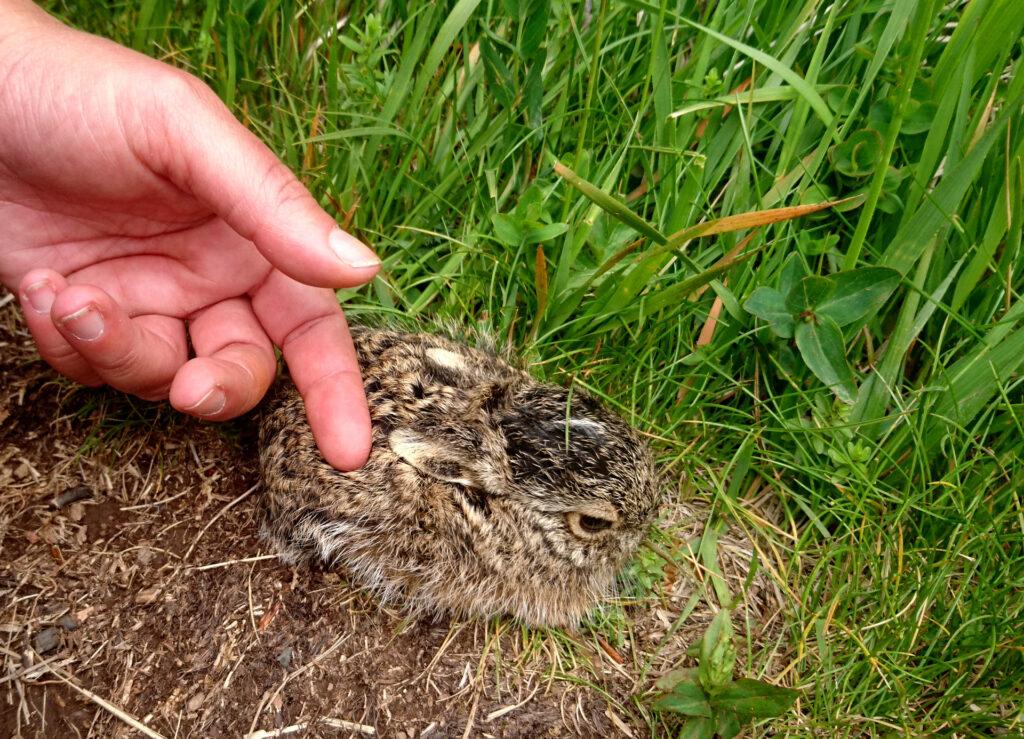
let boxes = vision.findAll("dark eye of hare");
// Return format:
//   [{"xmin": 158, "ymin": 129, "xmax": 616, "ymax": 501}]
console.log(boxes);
[
  {"xmin": 566, "ymin": 510, "xmax": 616, "ymax": 538},
  {"xmin": 579, "ymin": 514, "xmax": 613, "ymax": 533}
]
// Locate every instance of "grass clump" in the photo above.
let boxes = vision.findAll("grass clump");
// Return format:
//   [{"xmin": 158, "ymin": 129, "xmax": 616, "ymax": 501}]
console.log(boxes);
[{"xmin": 48, "ymin": 0, "xmax": 1024, "ymax": 734}]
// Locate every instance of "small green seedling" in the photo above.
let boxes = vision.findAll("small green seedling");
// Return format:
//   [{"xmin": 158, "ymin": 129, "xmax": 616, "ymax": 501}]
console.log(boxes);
[
  {"xmin": 651, "ymin": 610, "xmax": 799, "ymax": 738},
  {"xmin": 490, "ymin": 182, "xmax": 569, "ymax": 248},
  {"xmin": 743, "ymin": 264, "xmax": 900, "ymax": 403}
]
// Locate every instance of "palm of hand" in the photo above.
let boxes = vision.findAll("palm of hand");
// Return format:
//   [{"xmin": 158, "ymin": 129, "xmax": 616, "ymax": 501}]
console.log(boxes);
[
  {"xmin": 0, "ymin": 14, "xmax": 380, "ymax": 470},
  {"xmin": 3, "ymin": 180, "xmax": 274, "ymax": 321}
]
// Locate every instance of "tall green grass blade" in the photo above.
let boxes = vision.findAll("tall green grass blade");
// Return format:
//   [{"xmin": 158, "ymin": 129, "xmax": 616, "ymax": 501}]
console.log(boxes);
[
  {"xmin": 925, "ymin": 320, "xmax": 1024, "ymax": 450},
  {"xmin": 882, "ymin": 73, "xmax": 1024, "ymax": 275},
  {"xmin": 843, "ymin": 0, "xmax": 938, "ymax": 269},
  {"xmin": 679, "ymin": 18, "xmax": 835, "ymax": 130},
  {"xmin": 551, "ymin": 158, "xmax": 666, "ymax": 243},
  {"xmin": 837, "ymin": 0, "xmax": 916, "ymax": 140}
]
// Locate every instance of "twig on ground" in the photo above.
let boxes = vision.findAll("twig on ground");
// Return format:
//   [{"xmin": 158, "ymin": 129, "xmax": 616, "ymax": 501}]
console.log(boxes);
[
  {"xmin": 245, "ymin": 633, "xmax": 350, "ymax": 738},
  {"xmin": 484, "ymin": 682, "xmax": 541, "ymax": 722},
  {"xmin": 183, "ymin": 483, "xmax": 258, "ymax": 562},
  {"xmin": 48, "ymin": 666, "xmax": 167, "ymax": 739},
  {"xmin": 0, "ymin": 653, "xmax": 73, "ymax": 686},
  {"xmin": 192, "ymin": 553, "xmax": 277, "ymax": 571},
  {"xmin": 120, "ymin": 490, "xmax": 189, "ymax": 511},
  {"xmin": 460, "ymin": 690, "xmax": 480, "ymax": 739},
  {"xmin": 247, "ymin": 717, "xmax": 375, "ymax": 738}
]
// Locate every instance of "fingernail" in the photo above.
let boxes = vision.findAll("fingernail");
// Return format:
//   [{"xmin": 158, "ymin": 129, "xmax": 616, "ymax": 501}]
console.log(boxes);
[
  {"xmin": 23, "ymin": 280, "xmax": 56, "ymax": 314},
  {"xmin": 183, "ymin": 385, "xmax": 227, "ymax": 416},
  {"xmin": 59, "ymin": 305, "xmax": 105, "ymax": 341},
  {"xmin": 329, "ymin": 229, "xmax": 380, "ymax": 269}
]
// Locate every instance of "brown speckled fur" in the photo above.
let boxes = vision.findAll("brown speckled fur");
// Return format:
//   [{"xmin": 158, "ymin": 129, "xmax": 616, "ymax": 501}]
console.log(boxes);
[{"xmin": 259, "ymin": 327, "xmax": 661, "ymax": 627}]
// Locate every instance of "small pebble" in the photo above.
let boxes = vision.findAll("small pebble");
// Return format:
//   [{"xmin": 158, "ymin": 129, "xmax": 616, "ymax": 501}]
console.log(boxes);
[{"xmin": 34, "ymin": 627, "xmax": 61, "ymax": 654}]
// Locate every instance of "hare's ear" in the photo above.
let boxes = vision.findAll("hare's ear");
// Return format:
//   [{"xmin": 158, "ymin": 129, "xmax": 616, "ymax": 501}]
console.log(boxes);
[
  {"xmin": 422, "ymin": 346, "xmax": 473, "ymax": 387},
  {"xmin": 389, "ymin": 429, "xmax": 504, "ymax": 492}
]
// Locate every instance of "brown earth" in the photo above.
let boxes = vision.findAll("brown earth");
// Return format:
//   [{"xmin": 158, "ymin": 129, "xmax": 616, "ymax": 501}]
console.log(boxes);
[{"xmin": 0, "ymin": 290, "xmax": 788, "ymax": 738}]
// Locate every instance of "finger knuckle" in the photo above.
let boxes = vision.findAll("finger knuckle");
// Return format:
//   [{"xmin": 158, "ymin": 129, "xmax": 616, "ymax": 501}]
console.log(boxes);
[
  {"xmin": 152, "ymin": 68, "xmax": 219, "ymax": 109},
  {"xmin": 259, "ymin": 162, "xmax": 312, "ymax": 219}
]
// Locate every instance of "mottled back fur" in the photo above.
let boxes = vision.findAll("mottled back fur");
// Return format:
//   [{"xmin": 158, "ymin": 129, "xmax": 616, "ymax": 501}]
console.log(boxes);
[{"xmin": 259, "ymin": 327, "xmax": 661, "ymax": 626}]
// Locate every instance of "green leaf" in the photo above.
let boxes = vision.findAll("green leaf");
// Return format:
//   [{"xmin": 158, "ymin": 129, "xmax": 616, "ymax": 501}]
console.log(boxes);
[
  {"xmin": 651, "ymin": 681, "xmax": 712, "ymax": 717},
  {"xmin": 699, "ymin": 609, "xmax": 736, "ymax": 693},
  {"xmin": 678, "ymin": 716, "xmax": 716, "ymax": 739},
  {"xmin": 300, "ymin": 126, "xmax": 420, "ymax": 146},
  {"xmin": 491, "ymin": 213, "xmax": 524, "ymax": 246},
  {"xmin": 902, "ymin": 98, "xmax": 937, "ymax": 134},
  {"xmin": 649, "ymin": 8, "xmax": 672, "ymax": 144},
  {"xmin": 375, "ymin": 6, "xmax": 439, "ymax": 128},
  {"xmin": 654, "ymin": 667, "xmax": 700, "ymax": 692},
  {"xmin": 795, "ymin": 316, "xmax": 856, "ymax": 403},
  {"xmin": 830, "ymin": 128, "xmax": 884, "ymax": 177},
  {"xmin": 778, "ymin": 253, "xmax": 808, "ymax": 297},
  {"xmin": 709, "ymin": 679, "xmax": 800, "ymax": 720},
  {"xmin": 715, "ymin": 710, "xmax": 742, "ymax": 739},
  {"xmin": 523, "ymin": 59, "xmax": 544, "ymax": 128},
  {"xmin": 785, "ymin": 276, "xmax": 836, "ymax": 314},
  {"xmin": 523, "ymin": 223, "xmax": 570, "ymax": 243},
  {"xmin": 850, "ymin": 246, "xmax": 943, "ymax": 425},
  {"xmin": 695, "ymin": 527, "xmax": 733, "ymax": 609},
  {"xmin": 478, "ymin": 35, "xmax": 514, "ymax": 109},
  {"xmin": 797, "ymin": 232, "xmax": 839, "ymax": 256},
  {"xmin": 520, "ymin": 0, "xmax": 550, "ymax": 59},
  {"xmin": 630, "ymin": 248, "xmax": 763, "ymax": 319},
  {"xmin": 815, "ymin": 267, "xmax": 901, "ymax": 326},
  {"xmin": 836, "ymin": 0, "xmax": 916, "ymax": 140},
  {"xmin": 743, "ymin": 287, "xmax": 795, "ymax": 338}
]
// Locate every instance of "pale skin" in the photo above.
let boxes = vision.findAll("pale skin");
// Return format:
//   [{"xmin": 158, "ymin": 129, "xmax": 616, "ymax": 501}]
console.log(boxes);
[{"xmin": 0, "ymin": 0, "xmax": 378, "ymax": 470}]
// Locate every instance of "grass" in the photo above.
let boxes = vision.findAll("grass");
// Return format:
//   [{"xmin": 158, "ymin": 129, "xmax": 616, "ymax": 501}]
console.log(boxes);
[{"xmin": 46, "ymin": 0, "xmax": 1024, "ymax": 735}]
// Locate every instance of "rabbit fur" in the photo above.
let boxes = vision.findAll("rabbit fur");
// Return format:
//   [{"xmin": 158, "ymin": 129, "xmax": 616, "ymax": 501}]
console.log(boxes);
[{"xmin": 258, "ymin": 327, "xmax": 661, "ymax": 627}]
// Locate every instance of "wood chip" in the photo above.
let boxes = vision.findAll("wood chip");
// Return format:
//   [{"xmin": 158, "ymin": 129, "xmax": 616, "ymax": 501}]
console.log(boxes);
[
  {"xmin": 258, "ymin": 601, "xmax": 281, "ymax": 632},
  {"xmin": 606, "ymin": 705, "xmax": 634, "ymax": 737},
  {"xmin": 134, "ymin": 587, "xmax": 161, "ymax": 606}
]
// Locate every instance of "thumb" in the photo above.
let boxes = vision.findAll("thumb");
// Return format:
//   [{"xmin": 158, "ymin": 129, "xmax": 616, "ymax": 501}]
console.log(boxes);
[{"xmin": 140, "ymin": 72, "xmax": 379, "ymax": 288}]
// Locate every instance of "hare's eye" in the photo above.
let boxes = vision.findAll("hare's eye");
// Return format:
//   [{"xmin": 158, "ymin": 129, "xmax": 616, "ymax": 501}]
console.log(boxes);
[
  {"xmin": 566, "ymin": 510, "xmax": 616, "ymax": 538},
  {"xmin": 580, "ymin": 514, "xmax": 612, "ymax": 532}
]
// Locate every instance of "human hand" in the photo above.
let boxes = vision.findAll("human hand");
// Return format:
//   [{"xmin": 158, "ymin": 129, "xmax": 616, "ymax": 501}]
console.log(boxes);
[{"xmin": 0, "ymin": 1, "xmax": 378, "ymax": 470}]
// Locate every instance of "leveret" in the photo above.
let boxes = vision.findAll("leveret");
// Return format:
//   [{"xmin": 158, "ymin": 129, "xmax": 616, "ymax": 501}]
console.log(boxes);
[{"xmin": 259, "ymin": 328, "xmax": 661, "ymax": 627}]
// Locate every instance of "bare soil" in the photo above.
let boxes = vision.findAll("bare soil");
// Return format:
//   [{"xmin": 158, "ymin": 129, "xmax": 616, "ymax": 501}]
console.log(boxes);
[{"xmin": 0, "ymin": 290, "xmax": 787, "ymax": 738}]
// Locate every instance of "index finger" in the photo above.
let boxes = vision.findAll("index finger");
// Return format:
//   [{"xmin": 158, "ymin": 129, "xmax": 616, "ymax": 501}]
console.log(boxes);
[{"xmin": 250, "ymin": 270, "xmax": 371, "ymax": 471}]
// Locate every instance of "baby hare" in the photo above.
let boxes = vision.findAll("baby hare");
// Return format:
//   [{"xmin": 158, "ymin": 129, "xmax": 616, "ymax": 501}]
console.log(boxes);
[{"xmin": 259, "ymin": 328, "xmax": 661, "ymax": 626}]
